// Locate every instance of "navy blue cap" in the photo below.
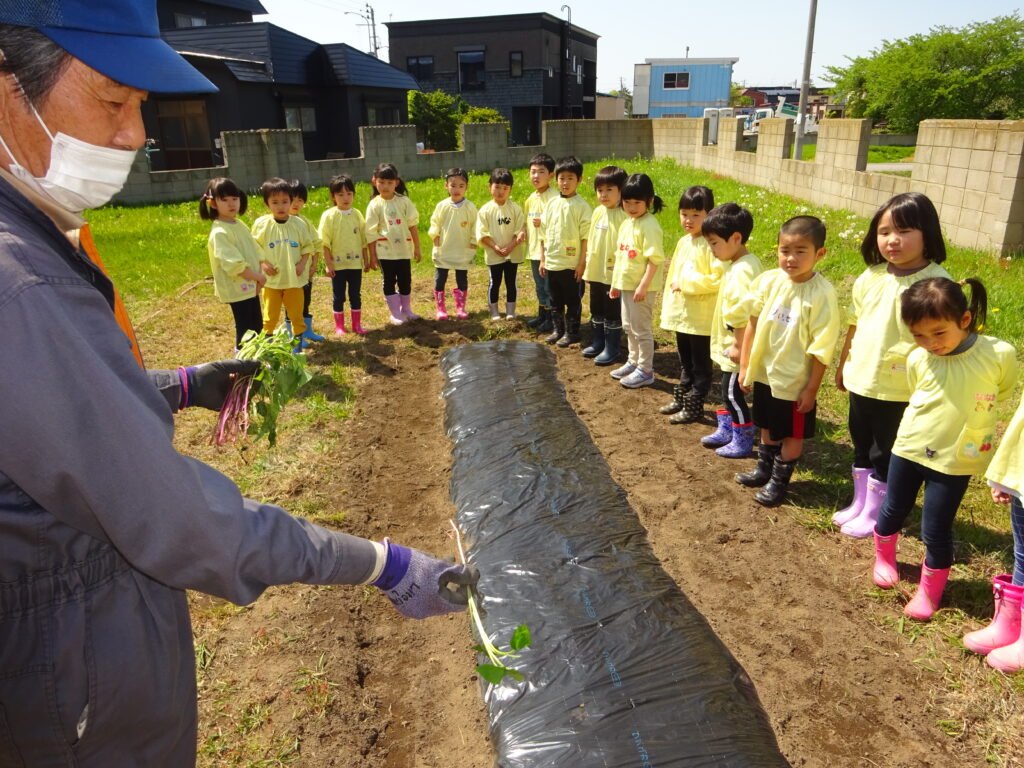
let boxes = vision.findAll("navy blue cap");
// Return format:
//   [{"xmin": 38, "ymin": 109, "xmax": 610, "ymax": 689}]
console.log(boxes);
[{"xmin": 0, "ymin": 0, "xmax": 217, "ymax": 94}]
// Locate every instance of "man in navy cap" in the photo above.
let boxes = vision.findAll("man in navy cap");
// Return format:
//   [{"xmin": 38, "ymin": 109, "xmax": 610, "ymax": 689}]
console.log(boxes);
[{"xmin": 0, "ymin": 3, "xmax": 476, "ymax": 765}]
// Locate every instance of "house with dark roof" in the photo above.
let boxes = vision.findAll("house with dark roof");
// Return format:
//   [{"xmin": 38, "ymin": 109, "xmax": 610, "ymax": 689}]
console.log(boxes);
[
  {"xmin": 386, "ymin": 13, "xmax": 598, "ymax": 146},
  {"xmin": 144, "ymin": 0, "xmax": 418, "ymax": 169}
]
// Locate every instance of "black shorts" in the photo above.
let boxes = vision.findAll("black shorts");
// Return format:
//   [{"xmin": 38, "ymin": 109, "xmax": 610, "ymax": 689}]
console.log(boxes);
[{"xmin": 752, "ymin": 382, "xmax": 816, "ymax": 441}]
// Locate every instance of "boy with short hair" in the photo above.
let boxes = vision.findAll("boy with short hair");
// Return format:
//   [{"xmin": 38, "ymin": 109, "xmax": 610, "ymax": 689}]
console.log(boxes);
[
  {"xmin": 700, "ymin": 203, "xmax": 763, "ymax": 457},
  {"xmin": 540, "ymin": 156, "xmax": 591, "ymax": 347},
  {"xmin": 524, "ymin": 153, "xmax": 558, "ymax": 332},
  {"xmin": 476, "ymin": 167, "xmax": 526, "ymax": 320},
  {"xmin": 738, "ymin": 215, "xmax": 840, "ymax": 506},
  {"xmin": 252, "ymin": 177, "xmax": 315, "ymax": 350},
  {"xmin": 286, "ymin": 179, "xmax": 325, "ymax": 342}
]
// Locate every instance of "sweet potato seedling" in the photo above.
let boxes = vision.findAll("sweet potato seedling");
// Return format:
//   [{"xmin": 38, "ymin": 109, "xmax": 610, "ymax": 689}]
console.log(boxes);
[
  {"xmin": 451, "ymin": 521, "xmax": 532, "ymax": 685},
  {"xmin": 213, "ymin": 328, "xmax": 313, "ymax": 447}
]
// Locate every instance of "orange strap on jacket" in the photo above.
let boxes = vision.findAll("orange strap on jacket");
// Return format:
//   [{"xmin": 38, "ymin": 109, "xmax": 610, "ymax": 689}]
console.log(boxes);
[{"xmin": 79, "ymin": 223, "xmax": 145, "ymax": 368}]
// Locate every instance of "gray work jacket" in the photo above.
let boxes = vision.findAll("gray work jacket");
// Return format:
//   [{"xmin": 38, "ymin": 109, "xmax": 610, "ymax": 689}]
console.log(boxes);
[{"xmin": 0, "ymin": 176, "xmax": 377, "ymax": 767}]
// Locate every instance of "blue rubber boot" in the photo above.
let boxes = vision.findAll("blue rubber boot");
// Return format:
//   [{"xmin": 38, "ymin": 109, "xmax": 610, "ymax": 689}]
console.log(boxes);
[
  {"xmin": 701, "ymin": 410, "xmax": 733, "ymax": 448},
  {"xmin": 582, "ymin": 320, "xmax": 605, "ymax": 358},
  {"xmin": 303, "ymin": 315, "xmax": 325, "ymax": 342},
  {"xmin": 716, "ymin": 423, "xmax": 755, "ymax": 459},
  {"xmin": 594, "ymin": 323, "xmax": 621, "ymax": 365}
]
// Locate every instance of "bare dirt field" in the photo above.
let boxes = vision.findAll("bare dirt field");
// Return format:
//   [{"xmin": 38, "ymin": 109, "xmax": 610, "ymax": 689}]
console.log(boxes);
[{"xmin": 151, "ymin": 283, "xmax": 1021, "ymax": 768}]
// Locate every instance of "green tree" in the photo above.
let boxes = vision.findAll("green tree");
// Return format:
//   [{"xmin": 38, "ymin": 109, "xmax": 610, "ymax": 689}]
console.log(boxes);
[
  {"xmin": 407, "ymin": 90, "xmax": 466, "ymax": 151},
  {"xmin": 825, "ymin": 14, "xmax": 1024, "ymax": 133},
  {"xmin": 730, "ymin": 83, "xmax": 753, "ymax": 108}
]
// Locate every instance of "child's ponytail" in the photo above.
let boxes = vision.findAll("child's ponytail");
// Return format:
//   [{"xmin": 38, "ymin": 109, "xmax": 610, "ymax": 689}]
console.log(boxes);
[
  {"xmin": 900, "ymin": 276, "xmax": 988, "ymax": 332},
  {"xmin": 199, "ymin": 177, "xmax": 247, "ymax": 220},
  {"xmin": 650, "ymin": 195, "xmax": 665, "ymax": 214},
  {"xmin": 962, "ymin": 278, "xmax": 988, "ymax": 332}
]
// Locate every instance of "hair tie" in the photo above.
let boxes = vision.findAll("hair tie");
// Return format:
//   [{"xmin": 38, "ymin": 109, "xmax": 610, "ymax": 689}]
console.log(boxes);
[{"xmin": 959, "ymin": 279, "xmax": 968, "ymax": 286}]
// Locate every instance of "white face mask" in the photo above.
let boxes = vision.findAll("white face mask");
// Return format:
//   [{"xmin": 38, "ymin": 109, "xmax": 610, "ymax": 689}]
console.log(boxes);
[{"xmin": 0, "ymin": 74, "xmax": 137, "ymax": 214}]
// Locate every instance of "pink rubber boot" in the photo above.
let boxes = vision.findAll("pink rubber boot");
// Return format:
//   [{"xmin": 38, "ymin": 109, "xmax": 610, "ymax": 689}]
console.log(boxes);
[
  {"xmin": 832, "ymin": 466, "xmax": 872, "ymax": 527},
  {"xmin": 332, "ymin": 311, "xmax": 347, "ymax": 336},
  {"xmin": 986, "ymin": 603, "xmax": 1024, "ymax": 673},
  {"xmin": 399, "ymin": 293, "xmax": 420, "ymax": 320},
  {"xmin": 452, "ymin": 288, "xmax": 469, "ymax": 320},
  {"xmin": 872, "ymin": 532, "xmax": 899, "ymax": 588},
  {"xmin": 434, "ymin": 290, "xmax": 449, "ymax": 320},
  {"xmin": 964, "ymin": 575, "xmax": 1024, "ymax": 655},
  {"xmin": 384, "ymin": 294, "xmax": 404, "ymax": 325},
  {"xmin": 350, "ymin": 309, "xmax": 366, "ymax": 335},
  {"xmin": 904, "ymin": 564, "xmax": 950, "ymax": 621},
  {"xmin": 841, "ymin": 475, "xmax": 886, "ymax": 539}
]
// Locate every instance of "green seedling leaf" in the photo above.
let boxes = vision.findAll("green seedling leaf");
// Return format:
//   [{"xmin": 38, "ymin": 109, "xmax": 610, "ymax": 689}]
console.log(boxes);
[
  {"xmin": 477, "ymin": 664, "xmax": 508, "ymax": 685},
  {"xmin": 504, "ymin": 668, "xmax": 525, "ymax": 682},
  {"xmin": 510, "ymin": 624, "xmax": 532, "ymax": 652}
]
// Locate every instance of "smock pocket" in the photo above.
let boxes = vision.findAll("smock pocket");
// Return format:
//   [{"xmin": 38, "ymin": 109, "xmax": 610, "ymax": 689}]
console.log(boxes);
[
  {"xmin": 955, "ymin": 425, "xmax": 996, "ymax": 466},
  {"xmin": 878, "ymin": 343, "xmax": 913, "ymax": 392}
]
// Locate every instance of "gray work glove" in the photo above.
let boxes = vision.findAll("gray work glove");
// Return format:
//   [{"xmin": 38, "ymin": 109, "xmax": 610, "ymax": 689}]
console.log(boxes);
[{"xmin": 372, "ymin": 538, "xmax": 479, "ymax": 619}]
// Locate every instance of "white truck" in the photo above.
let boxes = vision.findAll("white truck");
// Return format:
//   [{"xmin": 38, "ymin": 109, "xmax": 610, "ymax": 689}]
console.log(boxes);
[{"xmin": 745, "ymin": 97, "xmax": 818, "ymax": 135}]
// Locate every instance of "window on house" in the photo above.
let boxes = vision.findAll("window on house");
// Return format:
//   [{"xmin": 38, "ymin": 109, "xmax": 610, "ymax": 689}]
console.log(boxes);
[
  {"xmin": 154, "ymin": 99, "xmax": 212, "ymax": 170},
  {"xmin": 663, "ymin": 72, "xmax": 690, "ymax": 90},
  {"xmin": 367, "ymin": 103, "xmax": 401, "ymax": 126},
  {"xmin": 406, "ymin": 56, "xmax": 434, "ymax": 81},
  {"xmin": 174, "ymin": 13, "xmax": 207, "ymax": 27},
  {"xmin": 458, "ymin": 50, "xmax": 485, "ymax": 91},
  {"xmin": 284, "ymin": 106, "xmax": 317, "ymax": 133},
  {"xmin": 510, "ymin": 51, "xmax": 523, "ymax": 78}
]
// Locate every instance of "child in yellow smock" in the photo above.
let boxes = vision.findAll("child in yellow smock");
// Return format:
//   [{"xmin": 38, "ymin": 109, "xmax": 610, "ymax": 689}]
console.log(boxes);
[
  {"xmin": 581, "ymin": 165, "xmax": 627, "ymax": 365},
  {"xmin": 319, "ymin": 174, "xmax": 368, "ymax": 335},
  {"xmin": 429, "ymin": 167, "xmax": 478, "ymax": 320},
  {"xmin": 871, "ymin": 277, "xmax": 1016, "ymax": 621},
  {"xmin": 476, "ymin": 167, "xmax": 526, "ymax": 321}
]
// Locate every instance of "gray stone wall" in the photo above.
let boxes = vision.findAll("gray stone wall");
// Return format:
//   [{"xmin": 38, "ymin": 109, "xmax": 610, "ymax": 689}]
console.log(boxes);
[{"xmin": 114, "ymin": 117, "xmax": 1024, "ymax": 255}]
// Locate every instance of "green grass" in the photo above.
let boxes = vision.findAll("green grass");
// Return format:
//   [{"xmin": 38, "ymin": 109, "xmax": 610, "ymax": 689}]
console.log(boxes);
[{"xmin": 789, "ymin": 142, "xmax": 915, "ymax": 165}]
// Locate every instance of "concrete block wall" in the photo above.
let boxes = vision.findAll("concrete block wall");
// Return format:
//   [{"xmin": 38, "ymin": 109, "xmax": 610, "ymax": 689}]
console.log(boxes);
[{"xmin": 113, "ymin": 114, "xmax": 1023, "ymax": 255}]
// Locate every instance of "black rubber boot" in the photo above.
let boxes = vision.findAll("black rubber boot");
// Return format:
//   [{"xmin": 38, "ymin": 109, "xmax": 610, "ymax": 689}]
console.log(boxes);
[
  {"xmin": 755, "ymin": 456, "xmax": 798, "ymax": 507},
  {"xmin": 536, "ymin": 307, "xmax": 554, "ymax": 334},
  {"xmin": 735, "ymin": 443, "xmax": 781, "ymax": 487},
  {"xmin": 558, "ymin": 310, "xmax": 581, "ymax": 347},
  {"xmin": 659, "ymin": 383, "xmax": 687, "ymax": 414},
  {"xmin": 545, "ymin": 312, "xmax": 565, "ymax": 344},
  {"xmin": 670, "ymin": 391, "xmax": 705, "ymax": 424}
]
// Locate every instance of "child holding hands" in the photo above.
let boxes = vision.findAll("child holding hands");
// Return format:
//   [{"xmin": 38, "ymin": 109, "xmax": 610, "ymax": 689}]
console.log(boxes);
[
  {"xmin": 319, "ymin": 174, "xmax": 368, "ymax": 335},
  {"xmin": 659, "ymin": 185, "xmax": 723, "ymax": 424},
  {"xmin": 200, "ymin": 177, "xmax": 266, "ymax": 349},
  {"xmin": 429, "ymin": 168, "xmax": 478, "ymax": 320},
  {"xmin": 737, "ymin": 216, "xmax": 841, "ymax": 506},
  {"xmin": 871, "ymin": 278, "xmax": 1016, "ymax": 621},
  {"xmin": 476, "ymin": 168, "xmax": 526, "ymax": 320}
]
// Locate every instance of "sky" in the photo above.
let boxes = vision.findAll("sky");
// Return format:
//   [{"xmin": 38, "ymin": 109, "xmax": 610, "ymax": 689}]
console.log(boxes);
[{"xmin": 256, "ymin": 0, "xmax": 1021, "ymax": 93}]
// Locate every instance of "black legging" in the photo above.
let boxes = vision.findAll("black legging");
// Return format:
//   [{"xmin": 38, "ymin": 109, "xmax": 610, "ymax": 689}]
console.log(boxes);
[
  {"xmin": 488, "ymin": 262, "xmax": 519, "ymax": 303},
  {"xmin": 331, "ymin": 269, "xmax": 363, "ymax": 311},
  {"xmin": 547, "ymin": 268, "xmax": 581, "ymax": 317},
  {"xmin": 380, "ymin": 259, "xmax": 412, "ymax": 296},
  {"xmin": 676, "ymin": 332, "xmax": 713, "ymax": 398},
  {"xmin": 720, "ymin": 370, "xmax": 752, "ymax": 424},
  {"xmin": 435, "ymin": 268, "xmax": 468, "ymax": 292},
  {"xmin": 587, "ymin": 280, "xmax": 621, "ymax": 327},
  {"xmin": 229, "ymin": 296, "xmax": 263, "ymax": 348},
  {"xmin": 848, "ymin": 391, "xmax": 908, "ymax": 481}
]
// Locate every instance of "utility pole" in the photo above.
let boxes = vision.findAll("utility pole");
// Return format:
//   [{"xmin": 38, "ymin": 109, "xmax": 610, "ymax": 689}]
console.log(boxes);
[
  {"xmin": 345, "ymin": 4, "xmax": 380, "ymax": 58},
  {"xmin": 366, "ymin": 4, "xmax": 379, "ymax": 59},
  {"xmin": 794, "ymin": 0, "xmax": 817, "ymax": 161}
]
